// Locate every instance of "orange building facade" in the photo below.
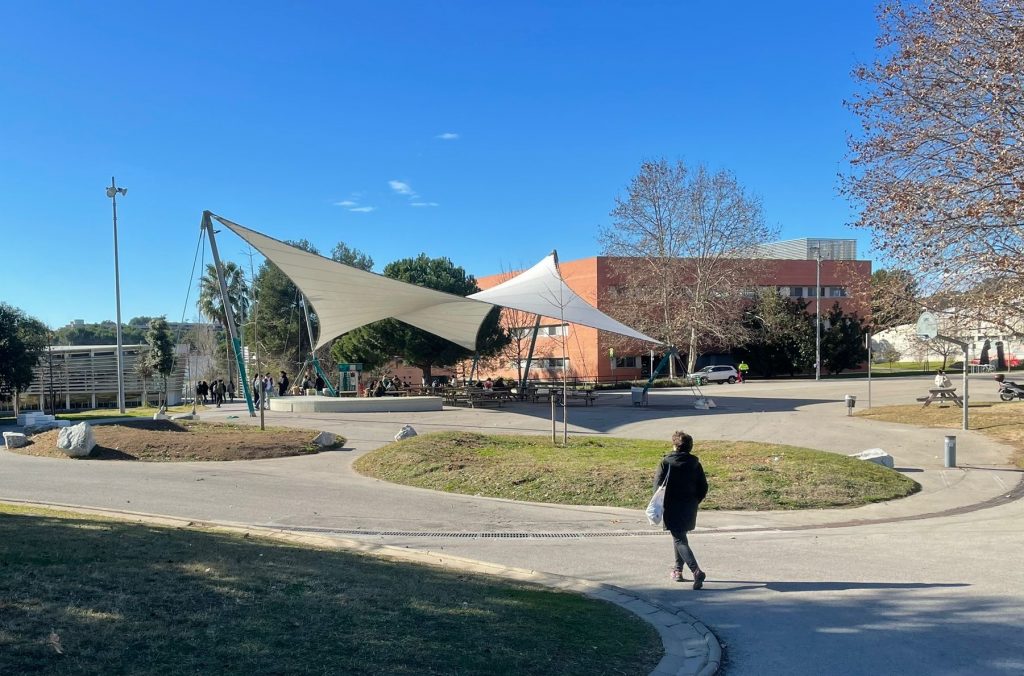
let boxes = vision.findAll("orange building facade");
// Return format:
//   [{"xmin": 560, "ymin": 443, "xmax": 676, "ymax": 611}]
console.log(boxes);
[{"xmin": 473, "ymin": 255, "xmax": 871, "ymax": 384}]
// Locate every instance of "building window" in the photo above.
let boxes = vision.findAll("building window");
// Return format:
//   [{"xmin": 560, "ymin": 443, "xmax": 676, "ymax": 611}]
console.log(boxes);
[
  {"xmin": 538, "ymin": 324, "xmax": 568, "ymax": 337},
  {"xmin": 828, "ymin": 286, "xmax": 847, "ymax": 297},
  {"xmin": 518, "ymin": 357, "xmax": 570, "ymax": 370},
  {"xmin": 613, "ymin": 356, "xmax": 640, "ymax": 369}
]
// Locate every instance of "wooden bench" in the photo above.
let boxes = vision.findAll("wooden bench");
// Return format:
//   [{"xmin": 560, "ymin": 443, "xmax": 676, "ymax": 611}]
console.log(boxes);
[{"xmin": 920, "ymin": 387, "xmax": 963, "ymax": 408}]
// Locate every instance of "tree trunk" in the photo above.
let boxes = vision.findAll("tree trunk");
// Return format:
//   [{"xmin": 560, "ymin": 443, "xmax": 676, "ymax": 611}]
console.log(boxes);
[
  {"xmin": 13, "ymin": 390, "xmax": 20, "ymax": 418},
  {"xmin": 687, "ymin": 327, "xmax": 699, "ymax": 374},
  {"xmin": 420, "ymin": 365, "xmax": 432, "ymax": 384}
]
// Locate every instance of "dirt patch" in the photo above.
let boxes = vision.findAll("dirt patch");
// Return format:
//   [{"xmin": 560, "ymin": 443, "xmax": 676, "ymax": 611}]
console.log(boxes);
[{"xmin": 11, "ymin": 420, "xmax": 343, "ymax": 462}]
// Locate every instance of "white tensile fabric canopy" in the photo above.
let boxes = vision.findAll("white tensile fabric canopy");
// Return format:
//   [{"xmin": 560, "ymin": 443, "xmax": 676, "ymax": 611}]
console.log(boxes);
[
  {"xmin": 215, "ymin": 216, "xmax": 660, "ymax": 349},
  {"xmin": 469, "ymin": 253, "xmax": 661, "ymax": 344},
  {"xmin": 215, "ymin": 216, "xmax": 497, "ymax": 350}
]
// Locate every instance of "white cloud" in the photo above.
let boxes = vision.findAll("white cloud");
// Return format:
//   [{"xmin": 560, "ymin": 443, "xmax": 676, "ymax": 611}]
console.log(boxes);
[
  {"xmin": 389, "ymin": 180, "xmax": 416, "ymax": 196},
  {"xmin": 348, "ymin": 206, "xmax": 376, "ymax": 213},
  {"xmin": 411, "ymin": 202, "xmax": 439, "ymax": 207},
  {"xmin": 435, "ymin": 132, "xmax": 459, "ymax": 140},
  {"xmin": 333, "ymin": 200, "xmax": 358, "ymax": 207}
]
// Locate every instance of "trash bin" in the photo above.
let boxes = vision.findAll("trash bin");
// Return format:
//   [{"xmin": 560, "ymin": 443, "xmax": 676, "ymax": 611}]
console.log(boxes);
[
  {"xmin": 844, "ymin": 394, "xmax": 857, "ymax": 416},
  {"xmin": 631, "ymin": 386, "xmax": 648, "ymax": 407}
]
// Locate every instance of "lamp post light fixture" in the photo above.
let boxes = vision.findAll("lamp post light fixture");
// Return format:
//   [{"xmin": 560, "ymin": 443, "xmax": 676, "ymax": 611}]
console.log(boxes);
[{"xmin": 106, "ymin": 177, "xmax": 128, "ymax": 413}]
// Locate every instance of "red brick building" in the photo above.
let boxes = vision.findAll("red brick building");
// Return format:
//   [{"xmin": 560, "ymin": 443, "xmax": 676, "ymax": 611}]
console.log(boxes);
[{"xmin": 474, "ymin": 239, "xmax": 871, "ymax": 383}]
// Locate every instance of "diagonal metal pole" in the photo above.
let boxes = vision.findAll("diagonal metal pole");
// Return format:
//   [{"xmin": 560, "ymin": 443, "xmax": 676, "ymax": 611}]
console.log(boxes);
[{"xmin": 202, "ymin": 211, "xmax": 255, "ymax": 417}]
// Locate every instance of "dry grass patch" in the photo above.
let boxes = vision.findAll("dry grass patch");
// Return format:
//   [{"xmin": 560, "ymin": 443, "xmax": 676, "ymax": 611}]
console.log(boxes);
[
  {"xmin": 858, "ymin": 401, "xmax": 1024, "ymax": 468},
  {"xmin": 0, "ymin": 503, "xmax": 660, "ymax": 676},
  {"xmin": 354, "ymin": 432, "xmax": 919, "ymax": 511},
  {"xmin": 11, "ymin": 420, "xmax": 342, "ymax": 461}
]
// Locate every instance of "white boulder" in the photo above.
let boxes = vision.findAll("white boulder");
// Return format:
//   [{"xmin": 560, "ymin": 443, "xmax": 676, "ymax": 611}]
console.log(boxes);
[
  {"xmin": 849, "ymin": 448, "xmax": 894, "ymax": 469},
  {"xmin": 312, "ymin": 431, "xmax": 338, "ymax": 448},
  {"xmin": 56, "ymin": 422, "xmax": 96, "ymax": 458},
  {"xmin": 3, "ymin": 432, "xmax": 28, "ymax": 449},
  {"xmin": 394, "ymin": 425, "xmax": 417, "ymax": 441},
  {"xmin": 153, "ymin": 406, "xmax": 170, "ymax": 421}
]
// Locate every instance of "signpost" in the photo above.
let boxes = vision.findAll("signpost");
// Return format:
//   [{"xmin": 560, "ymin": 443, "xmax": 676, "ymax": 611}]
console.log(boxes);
[{"xmin": 917, "ymin": 312, "xmax": 969, "ymax": 430}]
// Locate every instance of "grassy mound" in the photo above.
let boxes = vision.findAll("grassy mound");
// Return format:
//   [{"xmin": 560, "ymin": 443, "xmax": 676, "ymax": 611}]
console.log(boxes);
[
  {"xmin": 12, "ymin": 420, "xmax": 343, "ymax": 461},
  {"xmin": 354, "ymin": 432, "xmax": 919, "ymax": 511},
  {"xmin": 0, "ymin": 504, "xmax": 660, "ymax": 675}
]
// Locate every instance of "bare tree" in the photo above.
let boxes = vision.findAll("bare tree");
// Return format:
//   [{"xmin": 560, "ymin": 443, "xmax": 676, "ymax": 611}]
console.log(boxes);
[
  {"xmin": 845, "ymin": 0, "xmax": 1024, "ymax": 329},
  {"xmin": 600, "ymin": 159, "xmax": 777, "ymax": 373}
]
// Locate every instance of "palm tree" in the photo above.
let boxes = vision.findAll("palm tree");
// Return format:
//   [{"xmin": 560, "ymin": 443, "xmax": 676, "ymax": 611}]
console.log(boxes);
[{"xmin": 197, "ymin": 262, "xmax": 250, "ymax": 377}]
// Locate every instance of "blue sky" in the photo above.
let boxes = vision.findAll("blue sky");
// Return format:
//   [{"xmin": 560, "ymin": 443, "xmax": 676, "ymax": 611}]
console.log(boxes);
[{"xmin": 2, "ymin": 1, "xmax": 881, "ymax": 328}]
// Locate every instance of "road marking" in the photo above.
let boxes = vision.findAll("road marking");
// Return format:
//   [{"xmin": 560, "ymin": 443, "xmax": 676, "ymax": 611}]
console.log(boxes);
[{"xmin": 994, "ymin": 475, "xmax": 1007, "ymax": 490}]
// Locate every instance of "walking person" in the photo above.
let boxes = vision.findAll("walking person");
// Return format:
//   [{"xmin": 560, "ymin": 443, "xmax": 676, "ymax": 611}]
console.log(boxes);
[
  {"xmin": 252, "ymin": 375, "xmax": 261, "ymax": 409},
  {"xmin": 653, "ymin": 430, "xmax": 709, "ymax": 589}
]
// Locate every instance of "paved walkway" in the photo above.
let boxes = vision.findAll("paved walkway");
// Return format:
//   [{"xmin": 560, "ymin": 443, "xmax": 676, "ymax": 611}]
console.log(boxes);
[{"xmin": 2, "ymin": 375, "xmax": 1022, "ymax": 675}]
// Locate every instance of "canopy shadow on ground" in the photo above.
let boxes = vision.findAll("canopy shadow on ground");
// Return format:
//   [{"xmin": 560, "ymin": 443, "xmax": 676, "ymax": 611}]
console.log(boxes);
[
  {"xmin": 490, "ymin": 393, "xmax": 840, "ymax": 434},
  {"xmin": 634, "ymin": 581, "xmax": 1024, "ymax": 675}
]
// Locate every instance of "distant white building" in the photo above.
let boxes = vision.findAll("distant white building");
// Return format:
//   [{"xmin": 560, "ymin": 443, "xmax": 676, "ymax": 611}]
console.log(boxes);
[
  {"xmin": 1, "ymin": 344, "xmax": 187, "ymax": 412},
  {"xmin": 873, "ymin": 316, "xmax": 1023, "ymax": 368}
]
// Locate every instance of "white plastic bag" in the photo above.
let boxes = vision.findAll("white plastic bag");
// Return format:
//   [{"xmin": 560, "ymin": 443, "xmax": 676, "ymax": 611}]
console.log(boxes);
[
  {"xmin": 645, "ymin": 465, "xmax": 671, "ymax": 525},
  {"xmin": 645, "ymin": 485, "xmax": 667, "ymax": 525}
]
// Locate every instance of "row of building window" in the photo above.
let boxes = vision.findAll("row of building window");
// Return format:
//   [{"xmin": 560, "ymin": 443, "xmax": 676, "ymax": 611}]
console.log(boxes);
[{"xmin": 780, "ymin": 286, "xmax": 847, "ymax": 298}]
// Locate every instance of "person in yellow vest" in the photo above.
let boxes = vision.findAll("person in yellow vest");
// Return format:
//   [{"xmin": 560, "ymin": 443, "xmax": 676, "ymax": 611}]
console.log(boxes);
[{"xmin": 737, "ymin": 360, "xmax": 749, "ymax": 383}]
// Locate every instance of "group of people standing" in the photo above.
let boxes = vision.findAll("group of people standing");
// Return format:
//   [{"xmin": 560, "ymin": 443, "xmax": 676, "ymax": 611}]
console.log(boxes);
[
  {"xmin": 252, "ymin": 371, "xmax": 291, "ymax": 409},
  {"xmin": 196, "ymin": 379, "xmax": 233, "ymax": 408}
]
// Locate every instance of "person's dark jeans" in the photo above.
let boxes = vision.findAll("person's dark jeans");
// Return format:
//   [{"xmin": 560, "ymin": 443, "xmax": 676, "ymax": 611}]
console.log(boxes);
[{"xmin": 670, "ymin": 529, "xmax": 700, "ymax": 572}]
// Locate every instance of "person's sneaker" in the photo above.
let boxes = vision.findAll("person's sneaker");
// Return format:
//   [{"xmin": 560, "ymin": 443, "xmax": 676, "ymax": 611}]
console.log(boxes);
[
  {"xmin": 692, "ymin": 569, "xmax": 706, "ymax": 590},
  {"xmin": 670, "ymin": 568, "xmax": 684, "ymax": 582}
]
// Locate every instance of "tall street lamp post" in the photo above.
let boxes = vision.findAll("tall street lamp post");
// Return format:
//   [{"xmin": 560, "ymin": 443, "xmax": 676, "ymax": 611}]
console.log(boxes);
[
  {"xmin": 813, "ymin": 246, "xmax": 821, "ymax": 381},
  {"xmin": 106, "ymin": 177, "xmax": 128, "ymax": 413}
]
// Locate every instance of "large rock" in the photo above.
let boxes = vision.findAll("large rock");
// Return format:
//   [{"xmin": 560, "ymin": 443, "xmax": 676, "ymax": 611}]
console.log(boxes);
[
  {"xmin": 56, "ymin": 422, "xmax": 96, "ymax": 458},
  {"xmin": 3, "ymin": 432, "xmax": 28, "ymax": 449},
  {"xmin": 394, "ymin": 425, "xmax": 417, "ymax": 441},
  {"xmin": 312, "ymin": 431, "xmax": 338, "ymax": 448},
  {"xmin": 153, "ymin": 406, "xmax": 170, "ymax": 421},
  {"xmin": 849, "ymin": 448, "xmax": 895, "ymax": 469}
]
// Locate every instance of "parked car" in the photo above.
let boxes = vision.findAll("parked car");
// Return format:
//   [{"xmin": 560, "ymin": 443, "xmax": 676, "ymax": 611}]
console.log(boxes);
[{"xmin": 694, "ymin": 365, "xmax": 738, "ymax": 384}]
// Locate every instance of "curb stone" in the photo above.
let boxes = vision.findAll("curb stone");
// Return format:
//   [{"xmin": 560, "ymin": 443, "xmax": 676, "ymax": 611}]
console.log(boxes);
[{"xmin": 0, "ymin": 498, "xmax": 721, "ymax": 675}]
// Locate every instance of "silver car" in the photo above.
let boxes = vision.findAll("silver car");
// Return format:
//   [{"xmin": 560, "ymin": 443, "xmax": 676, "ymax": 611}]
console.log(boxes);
[{"xmin": 694, "ymin": 365, "xmax": 738, "ymax": 384}]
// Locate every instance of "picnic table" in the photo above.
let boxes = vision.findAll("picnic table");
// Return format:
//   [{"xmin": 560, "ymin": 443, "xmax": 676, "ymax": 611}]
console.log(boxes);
[{"xmin": 918, "ymin": 387, "xmax": 963, "ymax": 408}]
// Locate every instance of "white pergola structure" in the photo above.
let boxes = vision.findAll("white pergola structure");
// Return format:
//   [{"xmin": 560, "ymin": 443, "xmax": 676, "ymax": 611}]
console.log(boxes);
[{"xmin": 206, "ymin": 213, "xmax": 660, "ymax": 432}]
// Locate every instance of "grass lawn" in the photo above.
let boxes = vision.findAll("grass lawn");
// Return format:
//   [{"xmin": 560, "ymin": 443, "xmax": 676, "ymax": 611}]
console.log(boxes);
[
  {"xmin": 354, "ymin": 432, "xmax": 919, "ymax": 511},
  {"xmin": 0, "ymin": 503, "xmax": 661, "ymax": 675},
  {"xmin": 858, "ymin": 400, "xmax": 1024, "ymax": 469},
  {"xmin": 58, "ymin": 404, "xmax": 210, "ymax": 421}
]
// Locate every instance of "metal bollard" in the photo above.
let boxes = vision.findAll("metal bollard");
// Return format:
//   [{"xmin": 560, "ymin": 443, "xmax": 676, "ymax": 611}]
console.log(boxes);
[{"xmin": 944, "ymin": 435, "xmax": 957, "ymax": 468}]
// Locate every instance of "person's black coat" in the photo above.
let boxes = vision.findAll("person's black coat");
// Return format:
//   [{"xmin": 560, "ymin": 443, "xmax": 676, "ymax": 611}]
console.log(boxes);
[{"xmin": 653, "ymin": 450, "xmax": 709, "ymax": 532}]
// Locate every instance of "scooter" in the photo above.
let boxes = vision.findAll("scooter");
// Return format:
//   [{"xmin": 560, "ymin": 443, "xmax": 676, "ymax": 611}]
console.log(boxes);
[{"xmin": 998, "ymin": 380, "xmax": 1024, "ymax": 401}]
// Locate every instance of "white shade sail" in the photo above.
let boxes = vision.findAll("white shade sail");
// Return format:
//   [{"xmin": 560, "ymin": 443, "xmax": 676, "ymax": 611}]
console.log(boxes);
[
  {"xmin": 470, "ymin": 253, "xmax": 661, "ymax": 344},
  {"xmin": 214, "ymin": 215, "xmax": 497, "ymax": 350}
]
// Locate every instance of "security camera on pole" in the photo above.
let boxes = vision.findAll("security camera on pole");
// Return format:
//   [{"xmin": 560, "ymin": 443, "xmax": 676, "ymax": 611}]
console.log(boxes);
[{"xmin": 917, "ymin": 311, "xmax": 969, "ymax": 431}]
